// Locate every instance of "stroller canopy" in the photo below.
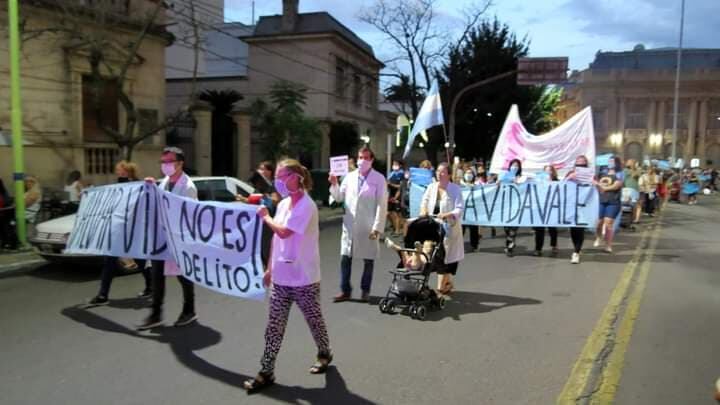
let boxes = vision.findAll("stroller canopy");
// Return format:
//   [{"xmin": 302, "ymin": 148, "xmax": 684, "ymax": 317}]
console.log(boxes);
[{"xmin": 404, "ymin": 216, "xmax": 445, "ymax": 249}]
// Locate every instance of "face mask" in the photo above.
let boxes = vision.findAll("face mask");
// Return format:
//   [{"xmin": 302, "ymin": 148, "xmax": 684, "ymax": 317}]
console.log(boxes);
[
  {"xmin": 161, "ymin": 163, "xmax": 176, "ymax": 177},
  {"xmin": 404, "ymin": 172, "xmax": 410, "ymax": 180},
  {"xmin": 463, "ymin": 174, "xmax": 474, "ymax": 182},
  {"xmin": 392, "ymin": 165, "xmax": 400, "ymax": 171},
  {"xmin": 274, "ymin": 178, "xmax": 290, "ymax": 198},
  {"xmin": 510, "ymin": 166, "xmax": 519, "ymax": 174},
  {"xmin": 358, "ymin": 159, "xmax": 372, "ymax": 173}
]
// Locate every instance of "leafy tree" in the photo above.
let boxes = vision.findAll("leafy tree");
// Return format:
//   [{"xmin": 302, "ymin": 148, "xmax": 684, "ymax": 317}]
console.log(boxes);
[
  {"xmin": 438, "ymin": 18, "xmax": 561, "ymax": 161},
  {"xmin": 251, "ymin": 81, "xmax": 321, "ymax": 162},
  {"xmin": 328, "ymin": 121, "xmax": 361, "ymax": 158}
]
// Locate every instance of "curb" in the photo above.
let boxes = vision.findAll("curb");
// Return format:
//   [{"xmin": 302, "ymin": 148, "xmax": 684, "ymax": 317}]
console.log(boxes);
[{"xmin": 0, "ymin": 259, "xmax": 47, "ymax": 277}]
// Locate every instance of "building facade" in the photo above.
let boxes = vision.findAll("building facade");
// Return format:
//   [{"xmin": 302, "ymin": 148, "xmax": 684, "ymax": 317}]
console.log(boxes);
[
  {"xmin": 558, "ymin": 46, "xmax": 720, "ymax": 165},
  {"xmin": 164, "ymin": 0, "xmax": 388, "ymax": 179},
  {"xmin": 0, "ymin": 0, "xmax": 171, "ymax": 191}
]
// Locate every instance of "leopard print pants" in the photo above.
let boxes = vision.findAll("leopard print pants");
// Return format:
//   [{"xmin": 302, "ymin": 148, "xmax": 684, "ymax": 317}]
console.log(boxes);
[{"xmin": 260, "ymin": 282, "xmax": 330, "ymax": 374}]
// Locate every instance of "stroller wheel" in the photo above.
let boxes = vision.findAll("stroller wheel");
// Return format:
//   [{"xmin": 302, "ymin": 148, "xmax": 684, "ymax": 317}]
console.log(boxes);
[
  {"xmin": 415, "ymin": 305, "xmax": 427, "ymax": 321},
  {"xmin": 409, "ymin": 304, "xmax": 418, "ymax": 319},
  {"xmin": 386, "ymin": 299, "xmax": 397, "ymax": 315},
  {"xmin": 437, "ymin": 296, "xmax": 446, "ymax": 310},
  {"xmin": 379, "ymin": 298, "xmax": 389, "ymax": 313}
]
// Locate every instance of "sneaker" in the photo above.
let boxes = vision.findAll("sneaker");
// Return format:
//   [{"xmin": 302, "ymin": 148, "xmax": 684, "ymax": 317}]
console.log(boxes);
[
  {"xmin": 359, "ymin": 291, "xmax": 370, "ymax": 303},
  {"xmin": 571, "ymin": 253, "xmax": 580, "ymax": 264},
  {"xmin": 551, "ymin": 247, "xmax": 560, "ymax": 257},
  {"xmin": 593, "ymin": 238, "xmax": 602, "ymax": 248},
  {"xmin": 604, "ymin": 246, "xmax": 613, "ymax": 254},
  {"xmin": 174, "ymin": 312, "xmax": 198, "ymax": 327},
  {"xmin": 137, "ymin": 313, "xmax": 163, "ymax": 330},
  {"xmin": 533, "ymin": 250, "xmax": 542, "ymax": 257},
  {"xmin": 136, "ymin": 289, "xmax": 153, "ymax": 299},
  {"xmin": 333, "ymin": 292, "xmax": 351, "ymax": 303},
  {"xmin": 86, "ymin": 295, "xmax": 109, "ymax": 307},
  {"xmin": 504, "ymin": 248, "xmax": 514, "ymax": 257}
]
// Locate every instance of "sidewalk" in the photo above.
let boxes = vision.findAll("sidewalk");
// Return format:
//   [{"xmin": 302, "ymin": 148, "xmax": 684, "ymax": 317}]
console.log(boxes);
[{"xmin": 0, "ymin": 206, "xmax": 345, "ymax": 274}]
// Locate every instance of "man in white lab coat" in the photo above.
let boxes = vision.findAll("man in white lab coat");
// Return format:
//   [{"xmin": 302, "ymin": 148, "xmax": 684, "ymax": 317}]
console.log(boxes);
[{"xmin": 329, "ymin": 146, "xmax": 388, "ymax": 302}]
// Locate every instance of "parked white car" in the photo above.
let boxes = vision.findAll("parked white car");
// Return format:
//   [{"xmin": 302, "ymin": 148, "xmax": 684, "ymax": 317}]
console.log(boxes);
[{"xmin": 30, "ymin": 176, "xmax": 256, "ymax": 264}]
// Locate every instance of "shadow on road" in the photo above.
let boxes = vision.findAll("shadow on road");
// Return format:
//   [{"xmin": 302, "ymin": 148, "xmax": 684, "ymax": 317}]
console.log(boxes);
[
  {"xmin": 424, "ymin": 291, "xmax": 542, "ymax": 321},
  {"xmin": 61, "ymin": 307, "xmax": 375, "ymax": 404}
]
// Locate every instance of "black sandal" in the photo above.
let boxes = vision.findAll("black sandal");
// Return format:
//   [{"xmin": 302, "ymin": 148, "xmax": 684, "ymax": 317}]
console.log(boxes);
[
  {"xmin": 243, "ymin": 372, "xmax": 275, "ymax": 394},
  {"xmin": 309, "ymin": 351, "xmax": 333, "ymax": 374}
]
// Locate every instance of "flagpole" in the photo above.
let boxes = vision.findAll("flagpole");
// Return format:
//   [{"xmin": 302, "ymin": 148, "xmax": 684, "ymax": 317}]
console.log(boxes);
[{"xmin": 441, "ymin": 124, "xmax": 451, "ymax": 164}]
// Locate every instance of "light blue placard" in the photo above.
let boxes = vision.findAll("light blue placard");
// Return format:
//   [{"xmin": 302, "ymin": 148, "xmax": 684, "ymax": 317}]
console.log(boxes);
[
  {"xmin": 409, "ymin": 167, "xmax": 434, "ymax": 186},
  {"xmin": 409, "ymin": 181, "xmax": 599, "ymax": 227}
]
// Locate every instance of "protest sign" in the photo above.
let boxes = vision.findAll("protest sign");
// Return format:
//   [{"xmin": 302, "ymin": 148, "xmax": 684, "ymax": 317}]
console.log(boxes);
[
  {"xmin": 409, "ymin": 182, "xmax": 599, "ymax": 227},
  {"xmin": 160, "ymin": 192, "xmax": 265, "ymax": 300},
  {"xmin": 66, "ymin": 182, "xmax": 170, "ymax": 260},
  {"xmin": 67, "ymin": 183, "xmax": 265, "ymax": 300},
  {"xmin": 574, "ymin": 167, "xmax": 595, "ymax": 184},
  {"xmin": 409, "ymin": 167, "xmax": 434, "ymax": 186},
  {"xmin": 330, "ymin": 155, "xmax": 349, "ymax": 177},
  {"xmin": 490, "ymin": 105, "xmax": 596, "ymax": 176}
]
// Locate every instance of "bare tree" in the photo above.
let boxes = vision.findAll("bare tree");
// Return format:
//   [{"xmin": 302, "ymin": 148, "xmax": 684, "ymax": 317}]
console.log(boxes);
[
  {"xmin": 20, "ymin": 0, "xmax": 202, "ymax": 160},
  {"xmin": 359, "ymin": 0, "xmax": 492, "ymax": 119}
]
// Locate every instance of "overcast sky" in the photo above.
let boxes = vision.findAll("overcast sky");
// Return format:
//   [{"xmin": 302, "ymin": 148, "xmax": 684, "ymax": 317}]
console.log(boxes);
[{"xmin": 225, "ymin": 0, "xmax": 719, "ymax": 86}]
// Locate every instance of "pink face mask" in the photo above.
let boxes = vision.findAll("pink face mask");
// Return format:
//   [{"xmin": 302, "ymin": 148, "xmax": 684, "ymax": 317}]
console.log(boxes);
[{"xmin": 358, "ymin": 159, "xmax": 372, "ymax": 173}]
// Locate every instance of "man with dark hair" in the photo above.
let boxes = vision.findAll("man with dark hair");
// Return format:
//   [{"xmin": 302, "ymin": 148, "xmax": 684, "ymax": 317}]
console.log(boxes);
[
  {"xmin": 138, "ymin": 146, "xmax": 199, "ymax": 330},
  {"xmin": 329, "ymin": 146, "xmax": 387, "ymax": 302}
]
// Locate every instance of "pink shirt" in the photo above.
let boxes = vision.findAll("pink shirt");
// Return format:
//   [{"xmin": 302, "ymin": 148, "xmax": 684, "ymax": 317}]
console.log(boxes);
[{"xmin": 270, "ymin": 193, "xmax": 321, "ymax": 287}]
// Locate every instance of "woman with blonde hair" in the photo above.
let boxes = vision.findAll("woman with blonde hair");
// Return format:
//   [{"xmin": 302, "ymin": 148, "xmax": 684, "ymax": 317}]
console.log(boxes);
[
  {"xmin": 244, "ymin": 158, "xmax": 332, "ymax": 393},
  {"xmin": 85, "ymin": 160, "xmax": 151, "ymax": 307}
]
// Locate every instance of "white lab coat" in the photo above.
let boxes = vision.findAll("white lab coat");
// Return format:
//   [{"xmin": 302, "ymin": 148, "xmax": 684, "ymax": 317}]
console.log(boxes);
[
  {"xmin": 158, "ymin": 173, "xmax": 197, "ymax": 275},
  {"xmin": 330, "ymin": 169, "xmax": 387, "ymax": 259},
  {"xmin": 420, "ymin": 181, "xmax": 465, "ymax": 265}
]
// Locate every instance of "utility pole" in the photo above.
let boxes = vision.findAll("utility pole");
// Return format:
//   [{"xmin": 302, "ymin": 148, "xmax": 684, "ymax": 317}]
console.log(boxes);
[
  {"xmin": 7, "ymin": 0, "xmax": 28, "ymax": 246},
  {"xmin": 671, "ymin": 0, "xmax": 686, "ymax": 165}
]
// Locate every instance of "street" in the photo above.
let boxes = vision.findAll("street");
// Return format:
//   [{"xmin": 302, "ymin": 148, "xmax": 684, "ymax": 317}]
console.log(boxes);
[{"xmin": 1, "ymin": 197, "xmax": 718, "ymax": 404}]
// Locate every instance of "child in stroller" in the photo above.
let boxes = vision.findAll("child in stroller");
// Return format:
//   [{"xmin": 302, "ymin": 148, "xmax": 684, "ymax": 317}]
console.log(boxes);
[{"xmin": 377, "ymin": 216, "xmax": 446, "ymax": 320}]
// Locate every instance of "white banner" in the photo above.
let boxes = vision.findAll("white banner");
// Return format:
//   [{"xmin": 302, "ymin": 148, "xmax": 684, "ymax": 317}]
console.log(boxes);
[
  {"xmin": 490, "ymin": 105, "xmax": 596, "ymax": 176},
  {"xmin": 66, "ymin": 183, "xmax": 265, "ymax": 300},
  {"xmin": 66, "ymin": 182, "xmax": 170, "ymax": 260}
]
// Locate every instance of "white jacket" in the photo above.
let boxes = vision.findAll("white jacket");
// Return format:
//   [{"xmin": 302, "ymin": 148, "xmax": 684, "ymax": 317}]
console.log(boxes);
[
  {"xmin": 158, "ymin": 172, "xmax": 197, "ymax": 275},
  {"xmin": 420, "ymin": 182, "xmax": 465, "ymax": 265},
  {"xmin": 330, "ymin": 169, "xmax": 388, "ymax": 259}
]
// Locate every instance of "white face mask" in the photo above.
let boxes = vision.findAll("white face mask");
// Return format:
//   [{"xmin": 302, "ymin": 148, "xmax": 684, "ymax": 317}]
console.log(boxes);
[
  {"xmin": 161, "ymin": 163, "xmax": 176, "ymax": 177},
  {"xmin": 392, "ymin": 165, "xmax": 400, "ymax": 171},
  {"xmin": 358, "ymin": 159, "xmax": 372, "ymax": 173},
  {"xmin": 464, "ymin": 174, "xmax": 474, "ymax": 182}
]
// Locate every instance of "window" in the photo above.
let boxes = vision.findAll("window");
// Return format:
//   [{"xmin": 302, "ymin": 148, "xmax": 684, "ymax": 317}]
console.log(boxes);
[
  {"xmin": 365, "ymin": 78, "xmax": 375, "ymax": 107},
  {"xmin": 335, "ymin": 59, "xmax": 346, "ymax": 97},
  {"xmin": 708, "ymin": 100, "xmax": 720, "ymax": 129},
  {"xmin": 625, "ymin": 99, "xmax": 647, "ymax": 129},
  {"xmin": 84, "ymin": 148, "xmax": 119, "ymax": 175},
  {"xmin": 664, "ymin": 101, "xmax": 688, "ymax": 129},
  {"xmin": 353, "ymin": 73, "xmax": 362, "ymax": 105},
  {"xmin": 592, "ymin": 109, "xmax": 607, "ymax": 136},
  {"xmin": 195, "ymin": 179, "xmax": 234, "ymax": 202},
  {"xmin": 82, "ymin": 75, "xmax": 119, "ymax": 142}
]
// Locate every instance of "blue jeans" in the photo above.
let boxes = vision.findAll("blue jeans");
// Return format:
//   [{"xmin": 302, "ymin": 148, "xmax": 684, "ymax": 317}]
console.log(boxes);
[{"xmin": 340, "ymin": 255, "xmax": 374, "ymax": 294}]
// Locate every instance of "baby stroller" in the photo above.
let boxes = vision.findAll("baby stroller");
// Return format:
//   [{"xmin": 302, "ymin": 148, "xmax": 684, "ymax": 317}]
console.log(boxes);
[
  {"xmin": 620, "ymin": 188, "xmax": 637, "ymax": 231},
  {"xmin": 378, "ymin": 216, "xmax": 446, "ymax": 320}
]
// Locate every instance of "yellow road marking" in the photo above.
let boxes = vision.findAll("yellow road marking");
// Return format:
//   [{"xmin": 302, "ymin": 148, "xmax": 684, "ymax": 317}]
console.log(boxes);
[
  {"xmin": 590, "ymin": 220, "xmax": 662, "ymax": 404},
  {"xmin": 557, "ymin": 212, "xmax": 664, "ymax": 404}
]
